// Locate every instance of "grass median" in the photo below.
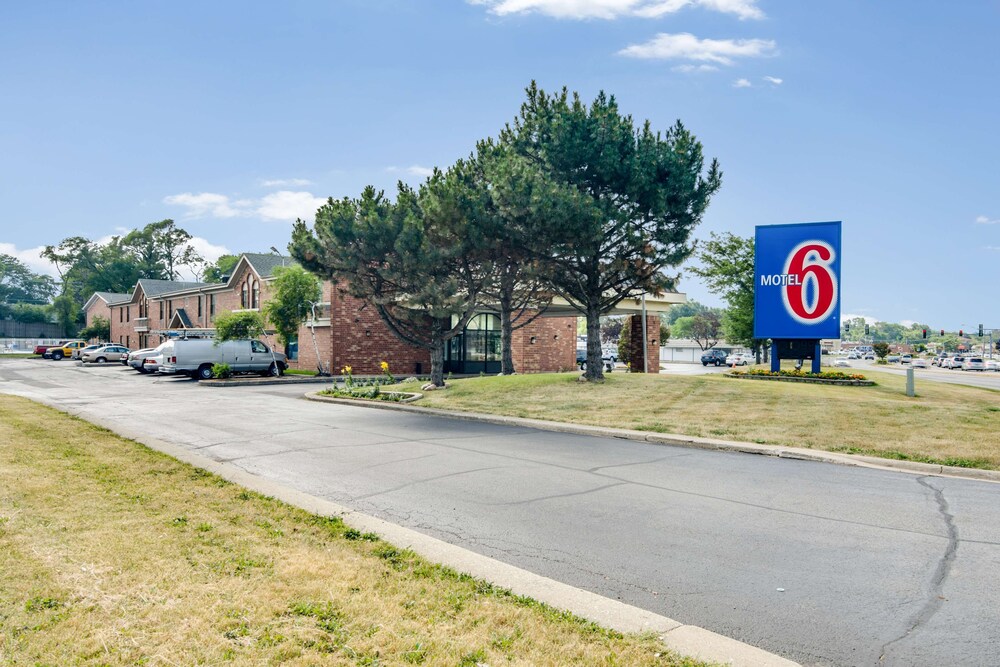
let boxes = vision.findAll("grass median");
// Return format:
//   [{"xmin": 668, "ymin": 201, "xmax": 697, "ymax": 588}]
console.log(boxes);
[
  {"xmin": 409, "ymin": 370, "xmax": 1000, "ymax": 470},
  {"xmin": 0, "ymin": 394, "xmax": 707, "ymax": 666}
]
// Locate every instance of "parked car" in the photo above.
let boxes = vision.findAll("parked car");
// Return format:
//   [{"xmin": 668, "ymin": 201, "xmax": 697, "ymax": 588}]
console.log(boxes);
[
  {"xmin": 886, "ymin": 354, "xmax": 901, "ymax": 363},
  {"xmin": 126, "ymin": 347, "xmax": 158, "ymax": 372},
  {"xmin": 911, "ymin": 358, "xmax": 929, "ymax": 369},
  {"xmin": 728, "ymin": 353, "xmax": 750, "ymax": 366},
  {"xmin": 158, "ymin": 338, "xmax": 287, "ymax": 379},
  {"xmin": 73, "ymin": 343, "xmax": 105, "ymax": 360},
  {"xmin": 81, "ymin": 344, "xmax": 131, "ymax": 364},
  {"xmin": 576, "ymin": 349, "xmax": 615, "ymax": 372},
  {"xmin": 986, "ymin": 360, "xmax": 1000, "ymax": 372},
  {"xmin": 141, "ymin": 353, "xmax": 163, "ymax": 374},
  {"xmin": 863, "ymin": 352, "xmax": 875, "ymax": 360},
  {"xmin": 832, "ymin": 358, "xmax": 851, "ymax": 368},
  {"xmin": 43, "ymin": 340, "xmax": 87, "ymax": 360},
  {"xmin": 601, "ymin": 345, "xmax": 619, "ymax": 363},
  {"xmin": 33, "ymin": 340, "xmax": 70, "ymax": 356},
  {"xmin": 701, "ymin": 349, "xmax": 728, "ymax": 366},
  {"xmin": 900, "ymin": 354, "xmax": 912, "ymax": 364},
  {"xmin": 961, "ymin": 357, "xmax": 986, "ymax": 371}
]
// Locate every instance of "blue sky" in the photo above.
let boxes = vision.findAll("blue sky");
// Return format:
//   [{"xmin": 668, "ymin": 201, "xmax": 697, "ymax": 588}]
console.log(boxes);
[{"xmin": 2, "ymin": 1, "xmax": 998, "ymax": 330}]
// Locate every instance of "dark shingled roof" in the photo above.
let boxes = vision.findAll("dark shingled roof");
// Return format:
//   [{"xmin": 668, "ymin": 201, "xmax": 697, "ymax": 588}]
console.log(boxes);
[
  {"xmin": 138, "ymin": 279, "xmax": 210, "ymax": 297},
  {"xmin": 243, "ymin": 253, "xmax": 298, "ymax": 279},
  {"xmin": 97, "ymin": 291, "xmax": 132, "ymax": 305}
]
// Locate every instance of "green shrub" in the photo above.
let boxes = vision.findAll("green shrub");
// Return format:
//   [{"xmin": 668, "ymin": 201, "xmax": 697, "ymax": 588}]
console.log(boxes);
[{"xmin": 212, "ymin": 363, "xmax": 233, "ymax": 379}]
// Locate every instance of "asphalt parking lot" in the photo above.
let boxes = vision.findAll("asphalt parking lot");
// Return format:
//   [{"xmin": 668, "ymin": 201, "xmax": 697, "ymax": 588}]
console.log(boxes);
[{"xmin": 4, "ymin": 357, "xmax": 1000, "ymax": 666}]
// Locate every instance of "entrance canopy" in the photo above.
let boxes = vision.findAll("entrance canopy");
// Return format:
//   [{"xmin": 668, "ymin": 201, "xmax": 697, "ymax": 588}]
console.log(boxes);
[{"xmin": 540, "ymin": 290, "xmax": 687, "ymax": 317}]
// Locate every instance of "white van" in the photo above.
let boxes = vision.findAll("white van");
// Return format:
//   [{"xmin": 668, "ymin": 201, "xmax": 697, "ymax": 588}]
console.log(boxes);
[{"xmin": 158, "ymin": 338, "xmax": 287, "ymax": 380}]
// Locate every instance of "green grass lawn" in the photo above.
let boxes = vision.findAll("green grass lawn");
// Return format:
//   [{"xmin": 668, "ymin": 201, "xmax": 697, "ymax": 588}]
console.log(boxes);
[
  {"xmin": 0, "ymin": 394, "xmax": 707, "ymax": 666},
  {"xmin": 408, "ymin": 370, "xmax": 1000, "ymax": 470}
]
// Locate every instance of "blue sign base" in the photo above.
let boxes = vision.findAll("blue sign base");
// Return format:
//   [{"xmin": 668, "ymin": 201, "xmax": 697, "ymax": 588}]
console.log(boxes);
[{"xmin": 770, "ymin": 339, "xmax": 822, "ymax": 374}]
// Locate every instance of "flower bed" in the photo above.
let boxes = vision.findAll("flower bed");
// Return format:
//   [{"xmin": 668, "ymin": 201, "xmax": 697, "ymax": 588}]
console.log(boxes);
[
  {"xmin": 317, "ymin": 387, "xmax": 421, "ymax": 403},
  {"xmin": 725, "ymin": 369, "xmax": 875, "ymax": 386}
]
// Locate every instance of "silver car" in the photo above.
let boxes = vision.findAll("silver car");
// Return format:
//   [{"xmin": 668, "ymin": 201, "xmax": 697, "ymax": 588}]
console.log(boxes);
[
  {"xmin": 81, "ymin": 344, "xmax": 130, "ymax": 364},
  {"xmin": 73, "ymin": 344, "xmax": 104, "ymax": 360},
  {"xmin": 128, "ymin": 347, "xmax": 161, "ymax": 373}
]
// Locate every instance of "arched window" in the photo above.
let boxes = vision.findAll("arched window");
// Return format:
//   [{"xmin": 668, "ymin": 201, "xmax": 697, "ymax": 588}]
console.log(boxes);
[
  {"xmin": 241, "ymin": 283, "xmax": 248, "ymax": 309},
  {"xmin": 251, "ymin": 279, "xmax": 260, "ymax": 309}
]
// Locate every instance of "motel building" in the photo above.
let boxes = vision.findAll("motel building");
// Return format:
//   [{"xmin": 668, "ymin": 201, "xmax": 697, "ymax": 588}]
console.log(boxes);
[{"xmin": 85, "ymin": 253, "xmax": 684, "ymax": 376}]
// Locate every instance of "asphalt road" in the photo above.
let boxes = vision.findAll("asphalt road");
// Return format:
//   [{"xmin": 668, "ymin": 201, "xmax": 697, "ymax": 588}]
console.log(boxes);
[{"xmin": 3, "ymin": 358, "xmax": 999, "ymax": 667}]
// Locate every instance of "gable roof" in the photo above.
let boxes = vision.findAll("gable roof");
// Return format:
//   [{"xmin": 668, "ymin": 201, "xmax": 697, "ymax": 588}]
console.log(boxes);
[
  {"xmin": 167, "ymin": 308, "xmax": 194, "ymax": 329},
  {"xmin": 242, "ymin": 253, "xmax": 297, "ymax": 279},
  {"xmin": 83, "ymin": 291, "xmax": 132, "ymax": 311},
  {"xmin": 137, "ymin": 279, "xmax": 210, "ymax": 298}
]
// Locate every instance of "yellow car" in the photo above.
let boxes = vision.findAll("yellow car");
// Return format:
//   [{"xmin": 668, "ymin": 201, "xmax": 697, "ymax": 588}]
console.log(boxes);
[{"xmin": 45, "ymin": 340, "xmax": 87, "ymax": 360}]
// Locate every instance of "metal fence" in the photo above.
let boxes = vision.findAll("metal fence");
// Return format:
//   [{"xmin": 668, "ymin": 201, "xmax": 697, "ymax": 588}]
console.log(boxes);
[{"xmin": 0, "ymin": 319, "xmax": 64, "ymax": 339}]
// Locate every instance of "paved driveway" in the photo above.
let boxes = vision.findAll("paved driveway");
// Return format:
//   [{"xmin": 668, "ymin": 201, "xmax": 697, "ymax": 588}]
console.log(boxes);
[{"xmin": 3, "ymin": 358, "xmax": 999, "ymax": 667}]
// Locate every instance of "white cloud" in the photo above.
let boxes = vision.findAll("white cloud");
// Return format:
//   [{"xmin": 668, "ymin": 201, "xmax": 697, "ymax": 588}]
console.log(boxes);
[
  {"xmin": 619, "ymin": 33, "xmax": 777, "ymax": 65},
  {"xmin": 672, "ymin": 64, "xmax": 719, "ymax": 73},
  {"xmin": 386, "ymin": 165, "xmax": 436, "ymax": 178},
  {"xmin": 975, "ymin": 215, "xmax": 999, "ymax": 225},
  {"xmin": 256, "ymin": 191, "xmax": 327, "ymax": 222},
  {"xmin": 471, "ymin": 0, "xmax": 763, "ymax": 20},
  {"xmin": 164, "ymin": 189, "xmax": 326, "ymax": 223},
  {"xmin": 843, "ymin": 313, "xmax": 880, "ymax": 324},
  {"xmin": 0, "ymin": 243, "xmax": 58, "ymax": 277},
  {"xmin": 163, "ymin": 192, "xmax": 242, "ymax": 218},
  {"xmin": 261, "ymin": 178, "xmax": 314, "ymax": 187},
  {"xmin": 763, "ymin": 75, "xmax": 783, "ymax": 85},
  {"xmin": 733, "ymin": 78, "xmax": 752, "ymax": 88},
  {"xmin": 986, "ymin": 246, "xmax": 1000, "ymax": 251}
]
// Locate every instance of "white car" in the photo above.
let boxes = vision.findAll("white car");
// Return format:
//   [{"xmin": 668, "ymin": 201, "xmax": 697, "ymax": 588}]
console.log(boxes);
[
  {"xmin": 986, "ymin": 360, "xmax": 1000, "ymax": 372},
  {"xmin": 911, "ymin": 358, "xmax": 928, "ymax": 369},
  {"xmin": 962, "ymin": 357, "xmax": 986, "ymax": 371},
  {"xmin": 900, "ymin": 354, "xmax": 912, "ymax": 364},
  {"xmin": 832, "ymin": 358, "xmax": 851, "ymax": 368},
  {"xmin": 728, "ymin": 353, "xmax": 751, "ymax": 366}
]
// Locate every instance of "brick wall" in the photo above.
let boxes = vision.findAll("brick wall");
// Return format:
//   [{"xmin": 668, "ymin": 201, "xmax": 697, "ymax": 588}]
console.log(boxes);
[
  {"xmin": 328, "ymin": 287, "xmax": 431, "ymax": 376},
  {"xmin": 627, "ymin": 313, "xmax": 661, "ymax": 373},
  {"xmin": 511, "ymin": 314, "xmax": 578, "ymax": 373},
  {"xmin": 85, "ymin": 299, "xmax": 112, "ymax": 328}
]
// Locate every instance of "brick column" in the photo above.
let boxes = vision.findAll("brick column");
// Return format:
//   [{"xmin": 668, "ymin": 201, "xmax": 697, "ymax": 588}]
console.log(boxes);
[{"xmin": 628, "ymin": 313, "xmax": 661, "ymax": 373}]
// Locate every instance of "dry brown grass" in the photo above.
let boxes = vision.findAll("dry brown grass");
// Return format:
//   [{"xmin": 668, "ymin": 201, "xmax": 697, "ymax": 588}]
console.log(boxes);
[
  {"xmin": 412, "ymin": 370, "xmax": 1000, "ymax": 469},
  {"xmin": 0, "ymin": 394, "xmax": 707, "ymax": 666}
]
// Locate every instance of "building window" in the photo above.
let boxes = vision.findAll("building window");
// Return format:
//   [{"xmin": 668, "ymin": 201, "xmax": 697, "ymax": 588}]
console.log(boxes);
[
  {"xmin": 197, "ymin": 296, "xmax": 202, "ymax": 319},
  {"xmin": 119, "ymin": 307, "xmax": 123, "ymax": 323},
  {"xmin": 126, "ymin": 306, "xmax": 130, "ymax": 322},
  {"xmin": 159, "ymin": 302, "xmax": 163, "ymax": 319},
  {"xmin": 210, "ymin": 294, "xmax": 216, "ymax": 317},
  {"xmin": 241, "ymin": 283, "xmax": 248, "ymax": 309},
  {"xmin": 251, "ymin": 280, "xmax": 260, "ymax": 309},
  {"xmin": 168, "ymin": 301, "xmax": 173, "ymax": 319}
]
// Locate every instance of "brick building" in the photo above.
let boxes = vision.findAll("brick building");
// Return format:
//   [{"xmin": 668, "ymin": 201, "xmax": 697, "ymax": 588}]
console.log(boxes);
[
  {"xmin": 82, "ymin": 291, "xmax": 130, "ymax": 328},
  {"xmin": 92, "ymin": 252, "xmax": 649, "ymax": 375}
]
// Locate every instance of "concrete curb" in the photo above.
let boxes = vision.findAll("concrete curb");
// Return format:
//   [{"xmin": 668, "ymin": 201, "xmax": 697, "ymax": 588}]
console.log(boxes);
[
  {"xmin": 18, "ymin": 391, "xmax": 799, "ymax": 667},
  {"xmin": 303, "ymin": 392, "xmax": 1000, "ymax": 484},
  {"xmin": 199, "ymin": 376, "xmax": 335, "ymax": 387}
]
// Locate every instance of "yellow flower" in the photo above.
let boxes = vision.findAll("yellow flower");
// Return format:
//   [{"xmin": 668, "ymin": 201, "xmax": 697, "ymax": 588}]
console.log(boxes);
[
  {"xmin": 380, "ymin": 361, "xmax": 389, "ymax": 373},
  {"xmin": 342, "ymin": 366, "xmax": 352, "ymax": 374}
]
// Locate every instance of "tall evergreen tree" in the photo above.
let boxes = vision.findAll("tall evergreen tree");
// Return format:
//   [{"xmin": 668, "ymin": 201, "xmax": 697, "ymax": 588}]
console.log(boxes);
[
  {"xmin": 502, "ymin": 83, "xmax": 722, "ymax": 380},
  {"xmin": 291, "ymin": 181, "xmax": 489, "ymax": 387}
]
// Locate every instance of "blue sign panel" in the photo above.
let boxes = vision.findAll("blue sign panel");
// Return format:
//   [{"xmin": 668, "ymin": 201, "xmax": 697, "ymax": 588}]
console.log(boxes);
[{"xmin": 754, "ymin": 221, "xmax": 842, "ymax": 340}]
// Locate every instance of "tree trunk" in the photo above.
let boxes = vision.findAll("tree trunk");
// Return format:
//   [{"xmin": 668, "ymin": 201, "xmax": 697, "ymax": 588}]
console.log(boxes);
[
  {"xmin": 584, "ymin": 306, "xmax": 604, "ymax": 381},
  {"xmin": 429, "ymin": 338, "xmax": 445, "ymax": 387},
  {"xmin": 500, "ymin": 294, "xmax": 515, "ymax": 375}
]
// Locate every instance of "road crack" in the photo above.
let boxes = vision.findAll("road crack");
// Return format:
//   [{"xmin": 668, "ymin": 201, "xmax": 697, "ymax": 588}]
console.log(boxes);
[{"xmin": 879, "ymin": 476, "xmax": 959, "ymax": 664}]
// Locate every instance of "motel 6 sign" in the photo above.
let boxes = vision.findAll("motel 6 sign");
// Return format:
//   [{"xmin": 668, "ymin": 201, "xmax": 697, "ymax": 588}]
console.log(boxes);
[{"xmin": 754, "ymin": 221, "xmax": 842, "ymax": 340}]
